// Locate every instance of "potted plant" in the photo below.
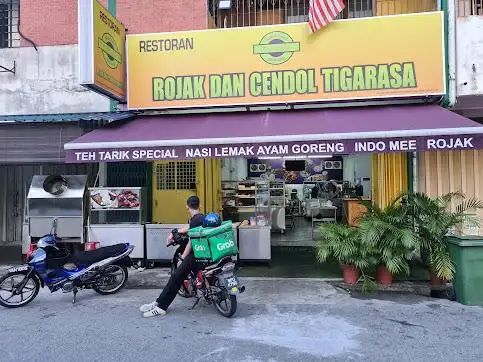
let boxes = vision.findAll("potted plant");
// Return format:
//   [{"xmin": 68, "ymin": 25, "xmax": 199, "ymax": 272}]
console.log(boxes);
[
  {"xmin": 316, "ymin": 223, "xmax": 376, "ymax": 285},
  {"xmin": 358, "ymin": 200, "xmax": 417, "ymax": 286},
  {"xmin": 402, "ymin": 192, "xmax": 483, "ymax": 284}
]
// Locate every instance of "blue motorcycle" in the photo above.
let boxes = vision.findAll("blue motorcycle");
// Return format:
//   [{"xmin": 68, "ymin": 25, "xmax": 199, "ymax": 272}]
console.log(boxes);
[{"xmin": 0, "ymin": 232, "xmax": 134, "ymax": 308}]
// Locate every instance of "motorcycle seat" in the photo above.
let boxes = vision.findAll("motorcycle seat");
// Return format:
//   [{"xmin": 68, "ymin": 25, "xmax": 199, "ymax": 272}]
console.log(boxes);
[
  {"xmin": 73, "ymin": 243, "xmax": 128, "ymax": 265},
  {"xmin": 205, "ymin": 256, "xmax": 233, "ymax": 271}
]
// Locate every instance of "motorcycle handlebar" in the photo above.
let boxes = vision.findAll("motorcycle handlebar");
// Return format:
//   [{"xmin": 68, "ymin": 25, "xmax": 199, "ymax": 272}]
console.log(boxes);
[{"xmin": 167, "ymin": 230, "xmax": 189, "ymax": 247}]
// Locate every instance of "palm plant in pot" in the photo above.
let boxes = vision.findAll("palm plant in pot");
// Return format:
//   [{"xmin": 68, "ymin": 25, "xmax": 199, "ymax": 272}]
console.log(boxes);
[
  {"xmin": 402, "ymin": 192, "xmax": 483, "ymax": 284},
  {"xmin": 316, "ymin": 223, "xmax": 376, "ymax": 285},
  {"xmin": 358, "ymin": 199, "xmax": 418, "ymax": 286}
]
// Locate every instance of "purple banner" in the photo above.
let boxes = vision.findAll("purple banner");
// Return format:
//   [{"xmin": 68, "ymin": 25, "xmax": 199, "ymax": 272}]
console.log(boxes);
[{"xmin": 65, "ymin": 134, "xmax": 483, "ymax": 163}]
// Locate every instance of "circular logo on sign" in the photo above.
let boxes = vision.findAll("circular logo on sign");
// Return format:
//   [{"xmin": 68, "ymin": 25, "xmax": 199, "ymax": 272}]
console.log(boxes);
[
  {"xmin": 253, "ymin": 31, "xmax": 300, "ymax": 65},
  {"xmin": 99, "ymin": 33, "xmax": 122, "ymax": 69}
]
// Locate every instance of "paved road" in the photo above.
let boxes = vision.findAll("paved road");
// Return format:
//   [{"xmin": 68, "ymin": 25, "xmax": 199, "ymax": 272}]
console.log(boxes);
[{"xmin": 1, "ymin": 280, "xmax": 483, "ymax": 362}]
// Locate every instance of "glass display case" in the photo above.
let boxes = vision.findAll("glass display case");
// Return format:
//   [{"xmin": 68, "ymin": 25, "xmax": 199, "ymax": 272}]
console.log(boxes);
[
  {"xmin": 221, "ymin": 180, "xmax": 272, "ymax": 262},
  {"xmin": 221, "ymin": 180, "xmax": 274, "ymax": 226},
  {"xmin": 87, "ymin": 187, "xmax": 146, "ymax": 260},
  {"xmin": 255, "ymin": 180, "xmax": 270, "ymax": 227},
  {"xmin": 221, "ymin": 181, "xmax": 238, "ymax": 222}
]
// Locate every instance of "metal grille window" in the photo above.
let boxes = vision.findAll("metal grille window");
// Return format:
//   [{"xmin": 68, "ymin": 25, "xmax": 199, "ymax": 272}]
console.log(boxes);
[
  {"xmin": 156, "ymin": 162, "xmax": 196, "ymax": 191},
  {"xmin": 156, "ymin": 162, "xmax": 176, "ymax": 190},
  {"xmin": 374, "ymin": 0, "xmax": 437, "ymax": 16},
  {"xmin": 457, "ymin": 0, "xmax": 483, "ymax": 16},
  {"xmin": 0, "ymin": 0, "xmax": 19, "ymax": 48},
  {"xmin": 345, "ymin": 0, "xmax": 373, "ymax": 18},
  {"xmin": 208, "ymin": 0, "xmax": 374, "ymax": 27},
  {"xmin": 176, "ymin": 162, "xmax": 196, "ymax": 190},
  {"xmin": 208, "ymin": 0, "xmax": 438, "ymax": 27},
  {"xmin": 284, "ymin": 0, "xmax": 373, "ymax": 21}
]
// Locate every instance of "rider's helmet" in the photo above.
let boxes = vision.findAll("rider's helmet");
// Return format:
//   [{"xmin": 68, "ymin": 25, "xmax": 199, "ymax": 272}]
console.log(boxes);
[
  {"xmin": 36, "ymin": 234, "xmax": 57, "ymax": 249},
  {"xmin": 203, "ymin": 212, "xmax": 222, "ymax": 228}
]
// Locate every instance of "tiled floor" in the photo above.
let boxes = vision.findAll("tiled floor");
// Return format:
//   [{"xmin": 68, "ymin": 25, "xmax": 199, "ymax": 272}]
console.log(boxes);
[{"xmin": 271, "ymin": 216, "xmax": 317, "ymax": 246}]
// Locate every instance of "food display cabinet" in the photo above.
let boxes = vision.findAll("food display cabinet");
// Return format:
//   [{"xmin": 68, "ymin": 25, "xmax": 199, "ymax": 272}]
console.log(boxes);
[{"xmin": 87, "ymin": 187, "xmax": 146, "ymax": 261}]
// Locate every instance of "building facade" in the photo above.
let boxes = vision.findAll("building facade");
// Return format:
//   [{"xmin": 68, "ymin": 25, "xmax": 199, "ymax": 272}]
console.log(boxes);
[
  {"xmin": 0, "ymin": 0, "xmax": 206, "ymax": 259},
  {"xmin": 1, "ymin": 0, "xmax": 481, "ymax": 261},
  {"xmin": 419, "ymin": 0, "xmax": 483, "ymax": 211}
]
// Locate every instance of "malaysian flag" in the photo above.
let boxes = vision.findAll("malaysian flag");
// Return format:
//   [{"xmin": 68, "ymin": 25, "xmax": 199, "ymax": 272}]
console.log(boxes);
[{"xmin": 308, "ymin": 0, "xmax": 345, "ymax": 33}]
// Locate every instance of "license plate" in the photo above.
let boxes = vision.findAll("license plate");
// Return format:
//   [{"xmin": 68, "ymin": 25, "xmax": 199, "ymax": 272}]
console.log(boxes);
[
  {"xmin": 7, "ymin": 265, "xmax": 29, "ymax": 273},
  {"xmin": 223, "ymin": 275, "xmax": 239, "ymax": 289}
]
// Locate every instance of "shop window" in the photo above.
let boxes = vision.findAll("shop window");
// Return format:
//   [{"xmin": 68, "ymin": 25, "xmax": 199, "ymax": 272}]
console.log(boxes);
[
  {"xmin": 155, "ymin": 162, "xmax": 196, "ymax": 191},
  {"xmin": 0, "ymin": 0, "xmax": 20, "ymax": 48}
]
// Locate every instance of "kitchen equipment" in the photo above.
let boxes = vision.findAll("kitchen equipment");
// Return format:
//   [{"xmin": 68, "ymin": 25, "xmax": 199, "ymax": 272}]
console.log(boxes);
[{"xmin": 27, "ymin": 175, "xmax": 87, "ymax": 242}]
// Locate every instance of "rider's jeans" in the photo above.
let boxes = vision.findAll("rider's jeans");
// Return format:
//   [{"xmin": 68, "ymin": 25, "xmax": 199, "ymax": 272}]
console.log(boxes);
[{"xmin": 156, "ymin": 253, "xmax": 198, "ymax": 310}]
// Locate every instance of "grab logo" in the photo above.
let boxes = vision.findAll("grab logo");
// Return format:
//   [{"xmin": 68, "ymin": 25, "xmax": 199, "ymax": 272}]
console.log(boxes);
[
  {"xmin": 217, "ymin": 240, "xmax": 235, "ymax": 251},
  {"xmin": 194, "ymin": 245, "xmax": 206, "ymax": 252}
]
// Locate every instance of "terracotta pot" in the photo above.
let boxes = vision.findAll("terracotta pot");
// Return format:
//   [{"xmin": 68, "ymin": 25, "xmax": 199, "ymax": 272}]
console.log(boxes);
[
  {"xmin": 341, "ymin": 264, "xmax": 359, "ymax": 285},
  {"xmin": 430, "ymin": 271, "xmax": 446, "ymax": 286},
  {"xmin": 376, "ymin": 265, "xmax": 393, "ymax": 286}
]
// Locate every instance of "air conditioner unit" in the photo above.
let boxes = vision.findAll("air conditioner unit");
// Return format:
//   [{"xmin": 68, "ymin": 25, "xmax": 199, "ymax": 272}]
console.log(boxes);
[
  {"xmin": 325, "ymin": 160, "xmax": 342, "ymax": 170},
  {"xmin": 332, "ymin": 161, "xmax": 342, "ymax": 170},
  {"xmin": 250, "ymin": 163, "xmax": 267, "ymax": 173}
]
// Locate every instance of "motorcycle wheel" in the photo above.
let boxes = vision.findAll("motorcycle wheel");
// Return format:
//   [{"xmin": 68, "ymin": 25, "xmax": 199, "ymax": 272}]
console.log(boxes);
[
  {"xmin": 93, "ymin": 264, "xmax": 128, "ymax": 295},
  {"xmin": 170, "ymin": 263, "xmax": 191, "ymax": 298},
  {"xmin": 213, "ymin": 278, "xmax": 237, "ymax": 318},
  {"xmin": 0, "ymin": 272, "xmax": 40, "ymax": 308}
]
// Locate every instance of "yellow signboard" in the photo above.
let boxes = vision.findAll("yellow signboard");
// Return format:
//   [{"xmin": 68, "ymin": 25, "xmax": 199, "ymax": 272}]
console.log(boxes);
[
  {"xmin": 126, "ymin": 12, "xmax": 445, "ymax": 110},
  {"xmin": 79, "ymin": 0, "xmax": 126, "ymax": 101}
]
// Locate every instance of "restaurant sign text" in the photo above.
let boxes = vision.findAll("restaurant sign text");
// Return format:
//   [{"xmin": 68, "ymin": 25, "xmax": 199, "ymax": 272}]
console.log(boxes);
[
  {"xmin": 127, "ymin": 12, "xmax": 445, "ymax": 110},
  {"xmin": 78, "ymin": 0, "xmax": 126, "ymax": 101},
  {"xmin": 67, "ymin": 135, "xmax": 478, "ymax": 163}
]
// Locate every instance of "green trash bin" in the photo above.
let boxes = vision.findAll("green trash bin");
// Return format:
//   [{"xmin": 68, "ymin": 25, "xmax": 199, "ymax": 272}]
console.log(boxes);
[{"xmin": 446, "ymin": 235, "xmax": 483, "ymax": 306}]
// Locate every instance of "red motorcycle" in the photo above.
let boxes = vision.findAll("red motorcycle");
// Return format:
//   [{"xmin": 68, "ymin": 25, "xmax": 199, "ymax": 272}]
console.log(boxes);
[{"xmin": 168, "ymin": 230, "xmax": 244, "ymax": 318}]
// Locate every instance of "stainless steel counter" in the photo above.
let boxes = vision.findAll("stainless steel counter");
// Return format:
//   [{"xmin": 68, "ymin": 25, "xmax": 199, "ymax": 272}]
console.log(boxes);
[{"xmin": 238, "ymin": 225, "xmax": 271, "ymax": 262}]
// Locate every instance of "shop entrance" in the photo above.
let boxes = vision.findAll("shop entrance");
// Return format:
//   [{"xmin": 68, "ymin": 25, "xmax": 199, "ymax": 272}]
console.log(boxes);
[
  {"xmin": 218, "ymin": 153, "xmax": 409, "ymax": 277},
  {"xmin": 152, "ymin": 161, "xmax": 197, "ymax": 223},
  {"xmin": 63, "ymin": 104, "xmax": 483, "ymax": 276}
]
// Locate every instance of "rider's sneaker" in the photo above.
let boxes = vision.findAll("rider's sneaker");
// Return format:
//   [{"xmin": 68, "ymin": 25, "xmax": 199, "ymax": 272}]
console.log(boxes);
[
  {"xmin": 139, "ymin": 301, "xmax": 158, "ymax": 313},
  {"xmin": 143, "ymin": 306, "xmax": 166, "ymax": 318}
]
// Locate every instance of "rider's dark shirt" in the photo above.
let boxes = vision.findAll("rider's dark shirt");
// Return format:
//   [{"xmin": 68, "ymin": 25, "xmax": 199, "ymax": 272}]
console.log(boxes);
[
  {"xmin": 185, "ymin": 213, "xmax": 204, "ymax": 256},
  {"xmin": 189, "ymin": 213, "xmax": 204, "ymax": 229}
]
